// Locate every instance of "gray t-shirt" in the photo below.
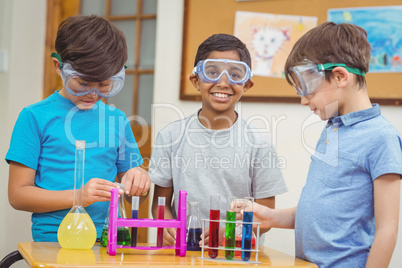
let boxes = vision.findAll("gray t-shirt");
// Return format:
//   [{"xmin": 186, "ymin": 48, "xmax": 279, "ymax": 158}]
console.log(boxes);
[{"xmin": 149, "ymin": 112, "xmax": 287, "ymax": 222}]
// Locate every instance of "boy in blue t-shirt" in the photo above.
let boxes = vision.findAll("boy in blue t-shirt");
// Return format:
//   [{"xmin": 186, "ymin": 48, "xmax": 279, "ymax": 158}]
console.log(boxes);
[
  {"xmin": 250, "ymin": 22, "xmax": 402, "ymax": 267},
  {"xmin": 6, "ymin": 15, "xmax": 150, "ymax": 242}
]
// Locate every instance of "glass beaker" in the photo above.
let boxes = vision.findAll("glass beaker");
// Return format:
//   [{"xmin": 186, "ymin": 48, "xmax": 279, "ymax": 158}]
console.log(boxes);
[
  {"xmin": 100, "ymin": 183, "xmax": 131, "ymax": 247},
  {"xmin": 57, "ymin": 140, "xmax": 97, "ymax": 249},
  {"xmin": 187, "ymin": 201, "xmax": 202, "ymax": 251}
]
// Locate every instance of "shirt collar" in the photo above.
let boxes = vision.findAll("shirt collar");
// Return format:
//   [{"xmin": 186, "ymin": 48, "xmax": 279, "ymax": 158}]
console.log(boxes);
[{"xmin": 327, "ymin": 103, "xmax": 380, "ymax": 127}]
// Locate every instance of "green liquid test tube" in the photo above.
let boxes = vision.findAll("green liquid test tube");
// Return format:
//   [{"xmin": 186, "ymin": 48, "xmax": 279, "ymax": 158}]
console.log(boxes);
[
  {"xmin": 225, "ymin": 211, "xmax": 236, "ymax": 260},
  {"xmin": 225, "ymin": 196, "xmax": 236, "ymax": 260}
]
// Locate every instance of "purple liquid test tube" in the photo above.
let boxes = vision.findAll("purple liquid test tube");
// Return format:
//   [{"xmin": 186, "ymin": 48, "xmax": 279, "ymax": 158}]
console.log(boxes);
[{"xmin": 131, "ymin": 196, "xmax": 139, "ymax": 247}]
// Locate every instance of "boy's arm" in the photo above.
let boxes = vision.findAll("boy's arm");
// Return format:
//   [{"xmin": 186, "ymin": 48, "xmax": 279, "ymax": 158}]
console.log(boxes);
[
  {"xmin": 8, "ymin": 161, "xmax": 122, "ymax": 212},
  {"xmin": 255, "ymin": 197, "xmax": 275, "ymax": 234},
  {"xmin": 8, "ymin": 161, "xmax": 74, "ymax": 212},
  {"xmin": 252, "ymin": 202, "xmax": 296, "ymax": 230},
  {"xmin": 365, "ymin": 173, "xmax": 400, "ymax": 268},
  {"xmin": 152, "ymin": 184, "xmax": 176, "ymax": 245}
]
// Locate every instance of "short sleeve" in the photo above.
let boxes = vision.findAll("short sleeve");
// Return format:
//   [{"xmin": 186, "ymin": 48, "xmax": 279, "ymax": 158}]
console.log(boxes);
[
  {"xmin": 5, "ymin": 108, "xmax": 41, "ymax": 170},
  {"xmin": 367, "ymin": 127, "xmax": 402, "ymax": 180},
  {"xmin": 251, "ymin": 142, "xmax": 288, "ymax": 198},
  {"xmin": 148, "ymin": 131, "xmax": 173, "ymax": 187}
]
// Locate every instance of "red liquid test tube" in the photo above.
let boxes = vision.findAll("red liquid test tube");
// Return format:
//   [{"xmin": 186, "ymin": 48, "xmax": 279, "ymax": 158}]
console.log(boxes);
[
  {"xmin": 208, "ymin": 195, "xmax": 220, "ymax": 259},
  {"xmin": 157, "ymin": 197, "xmax": 165, "ymax": 247}
]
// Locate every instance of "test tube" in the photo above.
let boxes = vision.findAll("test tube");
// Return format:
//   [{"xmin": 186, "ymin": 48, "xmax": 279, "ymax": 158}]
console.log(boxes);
[
  {"xmin": 225, "ymin": 196, "xmax": 236, "ymax": 260},
  {"xmin": 156, "ymin": 197, "xmax": 165, "ymax": 247},
  {"xmin": 208, "ymin": 195, "xmax": 220, "ymax": 259},
  {"xmin": 241, "ymin": 197, "xmax": 254, "ymax": 261},
  {"xmin": 131, "ymin": 196, "xmax": 139, "ymax": 247}
]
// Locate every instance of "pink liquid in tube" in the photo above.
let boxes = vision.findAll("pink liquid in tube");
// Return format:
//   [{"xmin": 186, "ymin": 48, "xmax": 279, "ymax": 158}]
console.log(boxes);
[
  {"xmin": 208, "ymin": 195, "xmax": 220, "ymax": 259},
  {"xmin": 156, "ymin": 197, "xmax": 165, "ymax": 247}
]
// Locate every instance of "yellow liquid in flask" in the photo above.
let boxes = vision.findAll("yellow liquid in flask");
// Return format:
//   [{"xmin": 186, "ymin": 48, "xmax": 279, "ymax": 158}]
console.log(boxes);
[{"xmin": 57, "ymin": 211, "xmax": 97, "ymax": 249}]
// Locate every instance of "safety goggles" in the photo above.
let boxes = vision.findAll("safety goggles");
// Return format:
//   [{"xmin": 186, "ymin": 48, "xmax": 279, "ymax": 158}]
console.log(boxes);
[
  {"xmin": 287, "ymin": 63, "xmax": 365, "ymax": 97},
  {"xmin": 51, "ymin": 52, "xmax": 125, "ymax": 98},
  {"xmin": 192, "ymin": 59, "xmax": 252, "ymax": 85}
]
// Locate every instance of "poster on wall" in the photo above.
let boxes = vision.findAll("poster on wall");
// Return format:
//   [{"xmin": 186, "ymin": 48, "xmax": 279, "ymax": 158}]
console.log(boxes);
[
  {"xmin": 234, "ymin": 11, "xmax": 317, "ymax": 78},
  {"xmin": 328, "ymin": 6, "xmax": 402, "ymax": 73}
]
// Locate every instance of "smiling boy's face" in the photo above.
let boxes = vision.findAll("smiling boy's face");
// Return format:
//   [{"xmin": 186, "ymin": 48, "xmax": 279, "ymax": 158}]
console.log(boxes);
[{"xmin": 189, "ymin": 50, "xmax": 254, "ymax": 118}]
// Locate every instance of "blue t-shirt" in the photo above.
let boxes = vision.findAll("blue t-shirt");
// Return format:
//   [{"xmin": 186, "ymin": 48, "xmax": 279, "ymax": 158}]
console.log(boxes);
[
  {"xmin": 295, "ymin": 104, "xmax": 402, "ymax": 268},
  {"xmin": 6, "ymin": 91, "xmax": 143, "ymax": 242}
]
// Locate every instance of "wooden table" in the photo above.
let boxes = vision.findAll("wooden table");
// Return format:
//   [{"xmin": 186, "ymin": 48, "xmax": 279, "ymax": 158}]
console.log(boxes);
[{"xmin": 17, "ymin": 242, "xmax": 318, "ymax": 267}]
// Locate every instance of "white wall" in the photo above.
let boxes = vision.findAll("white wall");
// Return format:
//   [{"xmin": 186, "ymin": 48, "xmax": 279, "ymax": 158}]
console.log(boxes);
[
  {"xmin": 153, "ymin": 0, "xmax": 402, "ymax": 267},
  {"xmin": 0, "ymin": 0, "xmax": 46, "ymax": 267}
]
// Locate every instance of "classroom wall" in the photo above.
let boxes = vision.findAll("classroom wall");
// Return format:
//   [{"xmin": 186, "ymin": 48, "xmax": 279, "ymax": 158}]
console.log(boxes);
[
  {"xmin": 152, "ymin": 0, "xmax": 402, "ymax": 267},
  {"xmin": 0, "ymin": 0, "xmax": 46, "ymax": 266},
  {"xmin": 0, "ymin": 1, "xmax": 401, "ymax": 268}
]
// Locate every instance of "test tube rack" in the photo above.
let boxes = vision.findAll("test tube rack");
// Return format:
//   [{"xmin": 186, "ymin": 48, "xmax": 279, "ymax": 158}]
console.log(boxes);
[
  {"xmin": 198, "ymin": 218, "xmax": 262, "ymax": 264},
  {"xmin": 106, "ymin": 188, "xmax": 188, "ymax": 256}
]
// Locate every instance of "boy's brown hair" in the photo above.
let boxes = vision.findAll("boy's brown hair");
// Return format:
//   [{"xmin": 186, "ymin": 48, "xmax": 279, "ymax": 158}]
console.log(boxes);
[
  {"xmin": 55, "ymin": 15, "xmax": 127, "ymax": 82},
  {"xmin": 194, "ymin": 33, "xmax": 252, "ymax": 69},
  {"xmin": 284, "ymin": 22, "xmax": 371, "ymax": 88}
]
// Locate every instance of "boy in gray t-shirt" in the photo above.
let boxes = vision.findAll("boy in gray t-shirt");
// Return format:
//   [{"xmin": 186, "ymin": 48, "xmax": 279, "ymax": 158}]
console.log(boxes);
[{"xmin": 149, "ymin": 33, "xmax": 287, "ymax": 246}]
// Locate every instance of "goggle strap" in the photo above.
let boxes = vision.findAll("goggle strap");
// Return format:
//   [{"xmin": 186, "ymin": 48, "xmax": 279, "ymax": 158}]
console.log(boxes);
[
  {"xmin": 321, "ymin": 63, "xmax": 365, "ymax": 76},
  {"xmin": 317, "ymin": 64, "xmax": 325, "ymax": 71},
  {"xmin": 51, "ymin": 52, "xmax": 63, "ymax": 70}
]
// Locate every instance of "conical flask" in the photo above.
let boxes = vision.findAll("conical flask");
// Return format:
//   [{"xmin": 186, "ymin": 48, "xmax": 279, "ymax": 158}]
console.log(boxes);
[
  {"xmin": 57, "ymin": 140, "xmax": 97, "ymax": 249},
  {"xmin": 187, "ymin": 201, "xmax": 202, "ymax": 251},
  {"xmin": 100, "ymin": 183, "xmax": 131, "ymax": 247}
]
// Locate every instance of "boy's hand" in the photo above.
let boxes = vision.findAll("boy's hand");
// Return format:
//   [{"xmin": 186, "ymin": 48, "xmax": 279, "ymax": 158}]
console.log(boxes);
[
  {"xmin": 162, "ymin": 228, "xmax": 177, "ymax": 246},
  {"xmin": 233, "ymin": 201, "xmax": 275, "ymax": 229},
  {"xmin": 81, "ymin": 178, "xmax": 121, "ymax": 207},
  {"xmin": 199, "ymin": 227, "xmax": 225, "ymax": 247},
  {"xmin": 246, "ymin": 202, "xmax": 274, "ymax": 230},
  {"xmin": 121, "ymin": 167, "xmax": 151, "ymax": 196}
]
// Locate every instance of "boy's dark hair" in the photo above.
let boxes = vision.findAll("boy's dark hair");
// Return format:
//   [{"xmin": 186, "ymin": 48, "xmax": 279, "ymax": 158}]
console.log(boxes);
[
  {"xmin": 194, "ymin": 34, "xmax": 252, "ymax": 69},
  {"xmin": 284, "ymin": 22, "xmax": 370, "ymax": 88},
  {"xmin": 55, "ymin": 15, "xmax": 127, "ymax": 82}
]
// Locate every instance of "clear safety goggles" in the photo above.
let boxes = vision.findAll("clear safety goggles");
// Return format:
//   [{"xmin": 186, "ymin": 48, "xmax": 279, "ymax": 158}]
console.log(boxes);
[
  {"xmin": 192, "ymin": 59, "xmax": 252, "ymax": 85},
  {"xmin": 52, "ymin": 53, "xmax": 125, "ymax": 98},
  {"xmin": 288, "ymin": 63, "xmax": 365, "ymax": 97}
]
